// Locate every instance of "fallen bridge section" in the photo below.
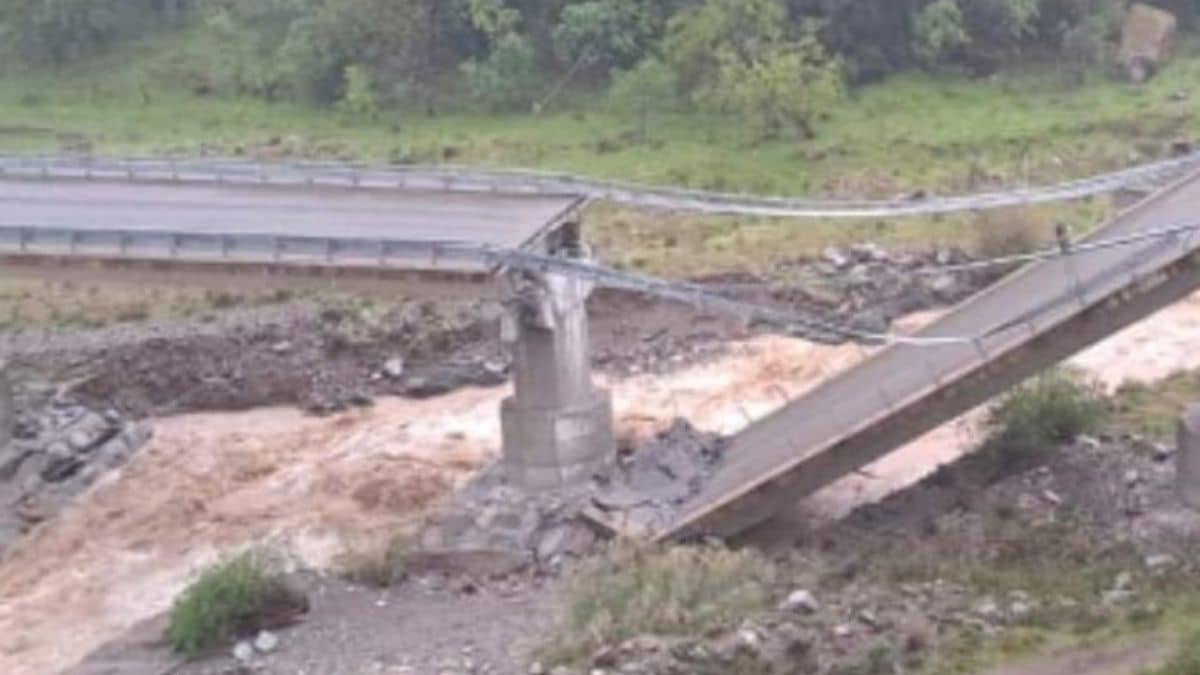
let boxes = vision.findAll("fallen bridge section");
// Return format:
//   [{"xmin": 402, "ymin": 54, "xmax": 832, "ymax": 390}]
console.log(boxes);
[{"xmin": 637, "ymin": 168, "xmax": 1200, "ymax": 540}]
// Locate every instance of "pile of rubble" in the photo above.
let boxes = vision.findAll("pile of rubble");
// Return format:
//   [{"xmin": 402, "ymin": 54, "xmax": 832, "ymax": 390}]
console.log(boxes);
[
  {"xmin": 772, "ymin": 244, "xmax": 994, "ymax": 338},
  {"xmin": 0, "ymin": 391, "xmax": 151, "ymax": 554},
  {"xmin": 414, "ymin": 420, "xmax": 726, "ymax": 577}
]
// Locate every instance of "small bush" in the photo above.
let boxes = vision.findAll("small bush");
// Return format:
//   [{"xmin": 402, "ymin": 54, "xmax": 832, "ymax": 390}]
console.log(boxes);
[
  {"xmin": 168, "ymin": 551, "xmax": 305, "ymax": 658},
  {"xmin": 540, "ymin": 543, "xmax": 775, "ymax": 665},
  {"xmin": 985, "ymin": 369, "xmax": 1106, "ymax": 470}
]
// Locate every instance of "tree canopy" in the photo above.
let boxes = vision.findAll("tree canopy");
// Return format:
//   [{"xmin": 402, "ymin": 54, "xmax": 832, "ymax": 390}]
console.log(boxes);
[{"xmin": 1, "ymin": 0, "xmax": 1193, "ymax": 138}]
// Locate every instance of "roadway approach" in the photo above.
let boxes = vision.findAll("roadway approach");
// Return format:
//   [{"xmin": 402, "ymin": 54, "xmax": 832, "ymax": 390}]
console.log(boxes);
[{"xmin": 0, "ymin": 176, "xmax": 583, "ymax": 296}]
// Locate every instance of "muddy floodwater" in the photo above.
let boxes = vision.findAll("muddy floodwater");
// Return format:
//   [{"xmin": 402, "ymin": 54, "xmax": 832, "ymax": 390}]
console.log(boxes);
[{"xmin": 6, "ymin": 294, "xmax": 1200, "ymax": 675}]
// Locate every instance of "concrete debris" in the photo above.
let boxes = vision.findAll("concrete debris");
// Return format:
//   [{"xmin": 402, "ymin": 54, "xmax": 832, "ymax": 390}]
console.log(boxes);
[
  {"xmin": 0, "ymin": 393, "xmax": 152, "ymax": 555},
  {"xmin": 411, "ymin": 420, "xmax": 724, "ymax": 578},
  {"xmin": 590, "ymin": 419, "xmax": 727, "ymax": 536}
]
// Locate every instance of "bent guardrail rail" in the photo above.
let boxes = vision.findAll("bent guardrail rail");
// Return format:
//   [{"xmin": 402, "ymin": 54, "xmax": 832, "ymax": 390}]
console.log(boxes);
[{"xmin": 2, "ymin": 151, "xmax": 1198, "ymax": 218}]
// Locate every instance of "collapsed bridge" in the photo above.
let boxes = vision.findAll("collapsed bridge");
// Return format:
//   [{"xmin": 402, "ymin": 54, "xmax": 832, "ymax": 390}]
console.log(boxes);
[{"xmin": 4, "ymin": 154, "xmax": 1200, "ymax": 539}]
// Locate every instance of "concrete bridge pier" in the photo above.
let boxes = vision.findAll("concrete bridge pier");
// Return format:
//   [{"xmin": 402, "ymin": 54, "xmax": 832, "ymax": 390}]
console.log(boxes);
[{"xmin": 499, "ymin": 226, "xmax": 614, "ymax": 491}]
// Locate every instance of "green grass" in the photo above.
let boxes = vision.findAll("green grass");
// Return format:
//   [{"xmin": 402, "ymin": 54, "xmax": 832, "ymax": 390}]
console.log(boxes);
[
  {"xmin": 539, "ymin": 543, "xmax": 775, "ymax": 666},
  {"xmin": 1148, "ymin": 624, "xmax": 1200, "ymax": 675},
  {"xmin": 168, "ymin": 551, "xmax": 304, "ymax": 658},
  {"xmin": 1112, "ymin": 371, "xmax": 1200, "ymax": 439},
  {"xmin": 1, "ymin": 31, "xmax": 1195, "ymax": 281},
  {"xmin": 2, "ymin": 28, "xmax": 1199, "ymax": 197}
]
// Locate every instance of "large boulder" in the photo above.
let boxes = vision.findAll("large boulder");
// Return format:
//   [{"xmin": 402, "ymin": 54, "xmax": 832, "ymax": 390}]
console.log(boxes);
[{"xmin": 1119, "ymin": 3, "xmax": 1178, "ymax": 83}]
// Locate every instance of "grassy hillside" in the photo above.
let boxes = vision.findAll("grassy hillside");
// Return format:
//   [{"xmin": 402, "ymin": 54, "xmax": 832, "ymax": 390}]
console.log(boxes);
[
  {"xmin": 0, "ymin": 32, "xmax": 1196, "ymax": 283},
  {"xmin": 2, "ymin": 30, "xmax": 1198, "ymax": 198}
]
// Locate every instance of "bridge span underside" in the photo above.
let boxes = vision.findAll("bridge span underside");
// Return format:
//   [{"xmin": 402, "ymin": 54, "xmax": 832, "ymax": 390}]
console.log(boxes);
[{"xmin": 637, "ymin": 168, "xmax": 1200, "ymax": 540}]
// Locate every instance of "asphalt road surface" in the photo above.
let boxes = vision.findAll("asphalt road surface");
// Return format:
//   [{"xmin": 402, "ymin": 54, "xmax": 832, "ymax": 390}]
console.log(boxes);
[{"xmin": 0, "ymin": 179, "xmax": 579, "ymax": 249}]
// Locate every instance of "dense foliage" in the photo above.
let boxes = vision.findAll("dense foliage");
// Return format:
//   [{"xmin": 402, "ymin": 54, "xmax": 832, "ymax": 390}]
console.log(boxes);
[{"xmin": 0, "ymin": 0, "xmax": 1195, "ymax": 137}]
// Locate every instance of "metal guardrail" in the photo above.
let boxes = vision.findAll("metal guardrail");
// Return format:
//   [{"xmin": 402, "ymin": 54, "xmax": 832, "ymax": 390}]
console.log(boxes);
[
  {"xmin": 0, "ymin": 223, "xmax": 966, "ymax": 345},
  {"xmin": 2, "ymin": 152, "xmax": 1197, "ymax": 218},
  {"xmin": 9, "ymin": 221, "xmax": 1200, "ymax": 348}
]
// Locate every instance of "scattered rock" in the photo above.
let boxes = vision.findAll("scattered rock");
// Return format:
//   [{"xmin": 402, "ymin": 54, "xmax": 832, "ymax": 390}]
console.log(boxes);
[
  {"xmin": 383, "ymin": 358, "xmax": 407, "ymax": 380},
  {"xmin": 1114, "ymin": 571, "xmax": 1134, "ymax": 591},
  {"xmin": 254, "ymin": 630, "xmax": 280, "ymax": 654},
  {"xmin": 0, "ymin": 397, "xmax": 152, "ymax": 555},
  {"xmin": 779, "ymin": 589, "xmax": 820, "ymax": 615},
  {"xmin": 822, "ymin": 247, "xmax": 851, "ymax": 269},
  {"xmin": 975, "ymin": 599, "xmax": 1002, "ymax": 622},
  {"xmin": 1042, "ymin": 489, "xmax": 1064, "ymax": 507},
  {"xmin": 232, "ymin": 641, "xmax": 255, "ymax": 663},
  {"xmin": 1009, "ymin": 601, "xmax": 1032, "ymax": 622},
  {"xmin": 1144, "ymin": 554, "xmax": 1177, "ymax": 571}
]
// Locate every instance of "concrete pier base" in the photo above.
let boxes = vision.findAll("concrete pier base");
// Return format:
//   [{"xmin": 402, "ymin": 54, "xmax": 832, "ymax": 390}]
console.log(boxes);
[
  {"xmin": 501, "ymin": 391, "xmax": 614, "ymax": 490},
  {"xmin": 499, "ymin": 232, "xmax": 614, "ymax": 491},
  {"xmin": 1177, "ymin": 403, "xmax": 1200, "ymax": 509}
]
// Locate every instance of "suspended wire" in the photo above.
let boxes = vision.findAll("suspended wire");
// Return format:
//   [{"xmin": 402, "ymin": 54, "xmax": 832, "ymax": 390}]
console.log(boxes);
[
  {"xmin": 2, "ymin": 219, "xmax": 1198, "ymax": 349},
  {"xmin": 914, "ymin": 221, "xmax": 1200, "ymax": 276},
  {"xmin": 2, "ymin": 150, "xmax": 1198, "ymax": 218}
]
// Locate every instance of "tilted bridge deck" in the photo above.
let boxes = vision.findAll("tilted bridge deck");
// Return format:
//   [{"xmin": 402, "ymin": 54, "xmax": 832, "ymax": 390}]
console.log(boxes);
[{"xmin": 640, "ymin": 168, "xmax": 1200, "ymax": 540}]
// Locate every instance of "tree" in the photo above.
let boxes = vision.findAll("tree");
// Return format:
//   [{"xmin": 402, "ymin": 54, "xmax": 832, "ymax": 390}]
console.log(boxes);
[
  {"xmin": 553, "ymin": 0, "xmax": 653, "ymax": 74},
  {"xmin": 702, "ymin": 25, "xmax": 844, "ymax": 141},
  {"xmin": 337, "ymin": 63, "xmax": 380, "ymax": 118},
  {"xmin": 608, "ymin": 56, "xmax": 678, "ymax": 138},
  {"xmin": 662, "ymin": 0, "xmax": 789, "ymax": 94},
  {"xmin": 912, "ymin": 0, "xmax": 971, "ymax": 67},
  {"xmin": 1, "ymin": 0, "xmax": 165, "ymax": 65},
  {"xmin": 460, "ymin": 32, "xmax": 541, "ymax": 111}
]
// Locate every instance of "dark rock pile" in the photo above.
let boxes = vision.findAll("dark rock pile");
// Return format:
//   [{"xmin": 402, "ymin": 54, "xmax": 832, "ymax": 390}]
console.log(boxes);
[{"xmin": 0, "ymin": 396, "xmax": 150, "ymax": 554}]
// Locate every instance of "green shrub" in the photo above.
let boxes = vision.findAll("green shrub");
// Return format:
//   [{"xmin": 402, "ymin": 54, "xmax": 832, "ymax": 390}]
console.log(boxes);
[
  {"xmin": 986, "ymin": 369, "xmax": 1106, "ymax": 470},
  {"xmin": 337, "ymin": 64, "xmax": 381, "ymax": 120},
  {"xmin": 460, "ymin": 33, "xmax": 541, "ymax": 112},
  {"xmin": 541, "ymin": 543, "xmax": 775, "ymax": 665},
  {"xmin": 168, "ymin": 551, "xmax": 304, "ymax": 658}
]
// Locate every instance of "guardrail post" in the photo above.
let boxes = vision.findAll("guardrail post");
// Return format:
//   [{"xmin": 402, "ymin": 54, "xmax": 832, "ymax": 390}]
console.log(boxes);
[
  {"xmin": 1178, "ymin": 403, "xmax": 1200, "ymax": 510},
  {"xmin": 500, "ymin": 220, "xmax": 615, "ymax": 491},
  {"xmin": 0, "ymin": 361, "xmax": 12, "ymax": 458}
]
